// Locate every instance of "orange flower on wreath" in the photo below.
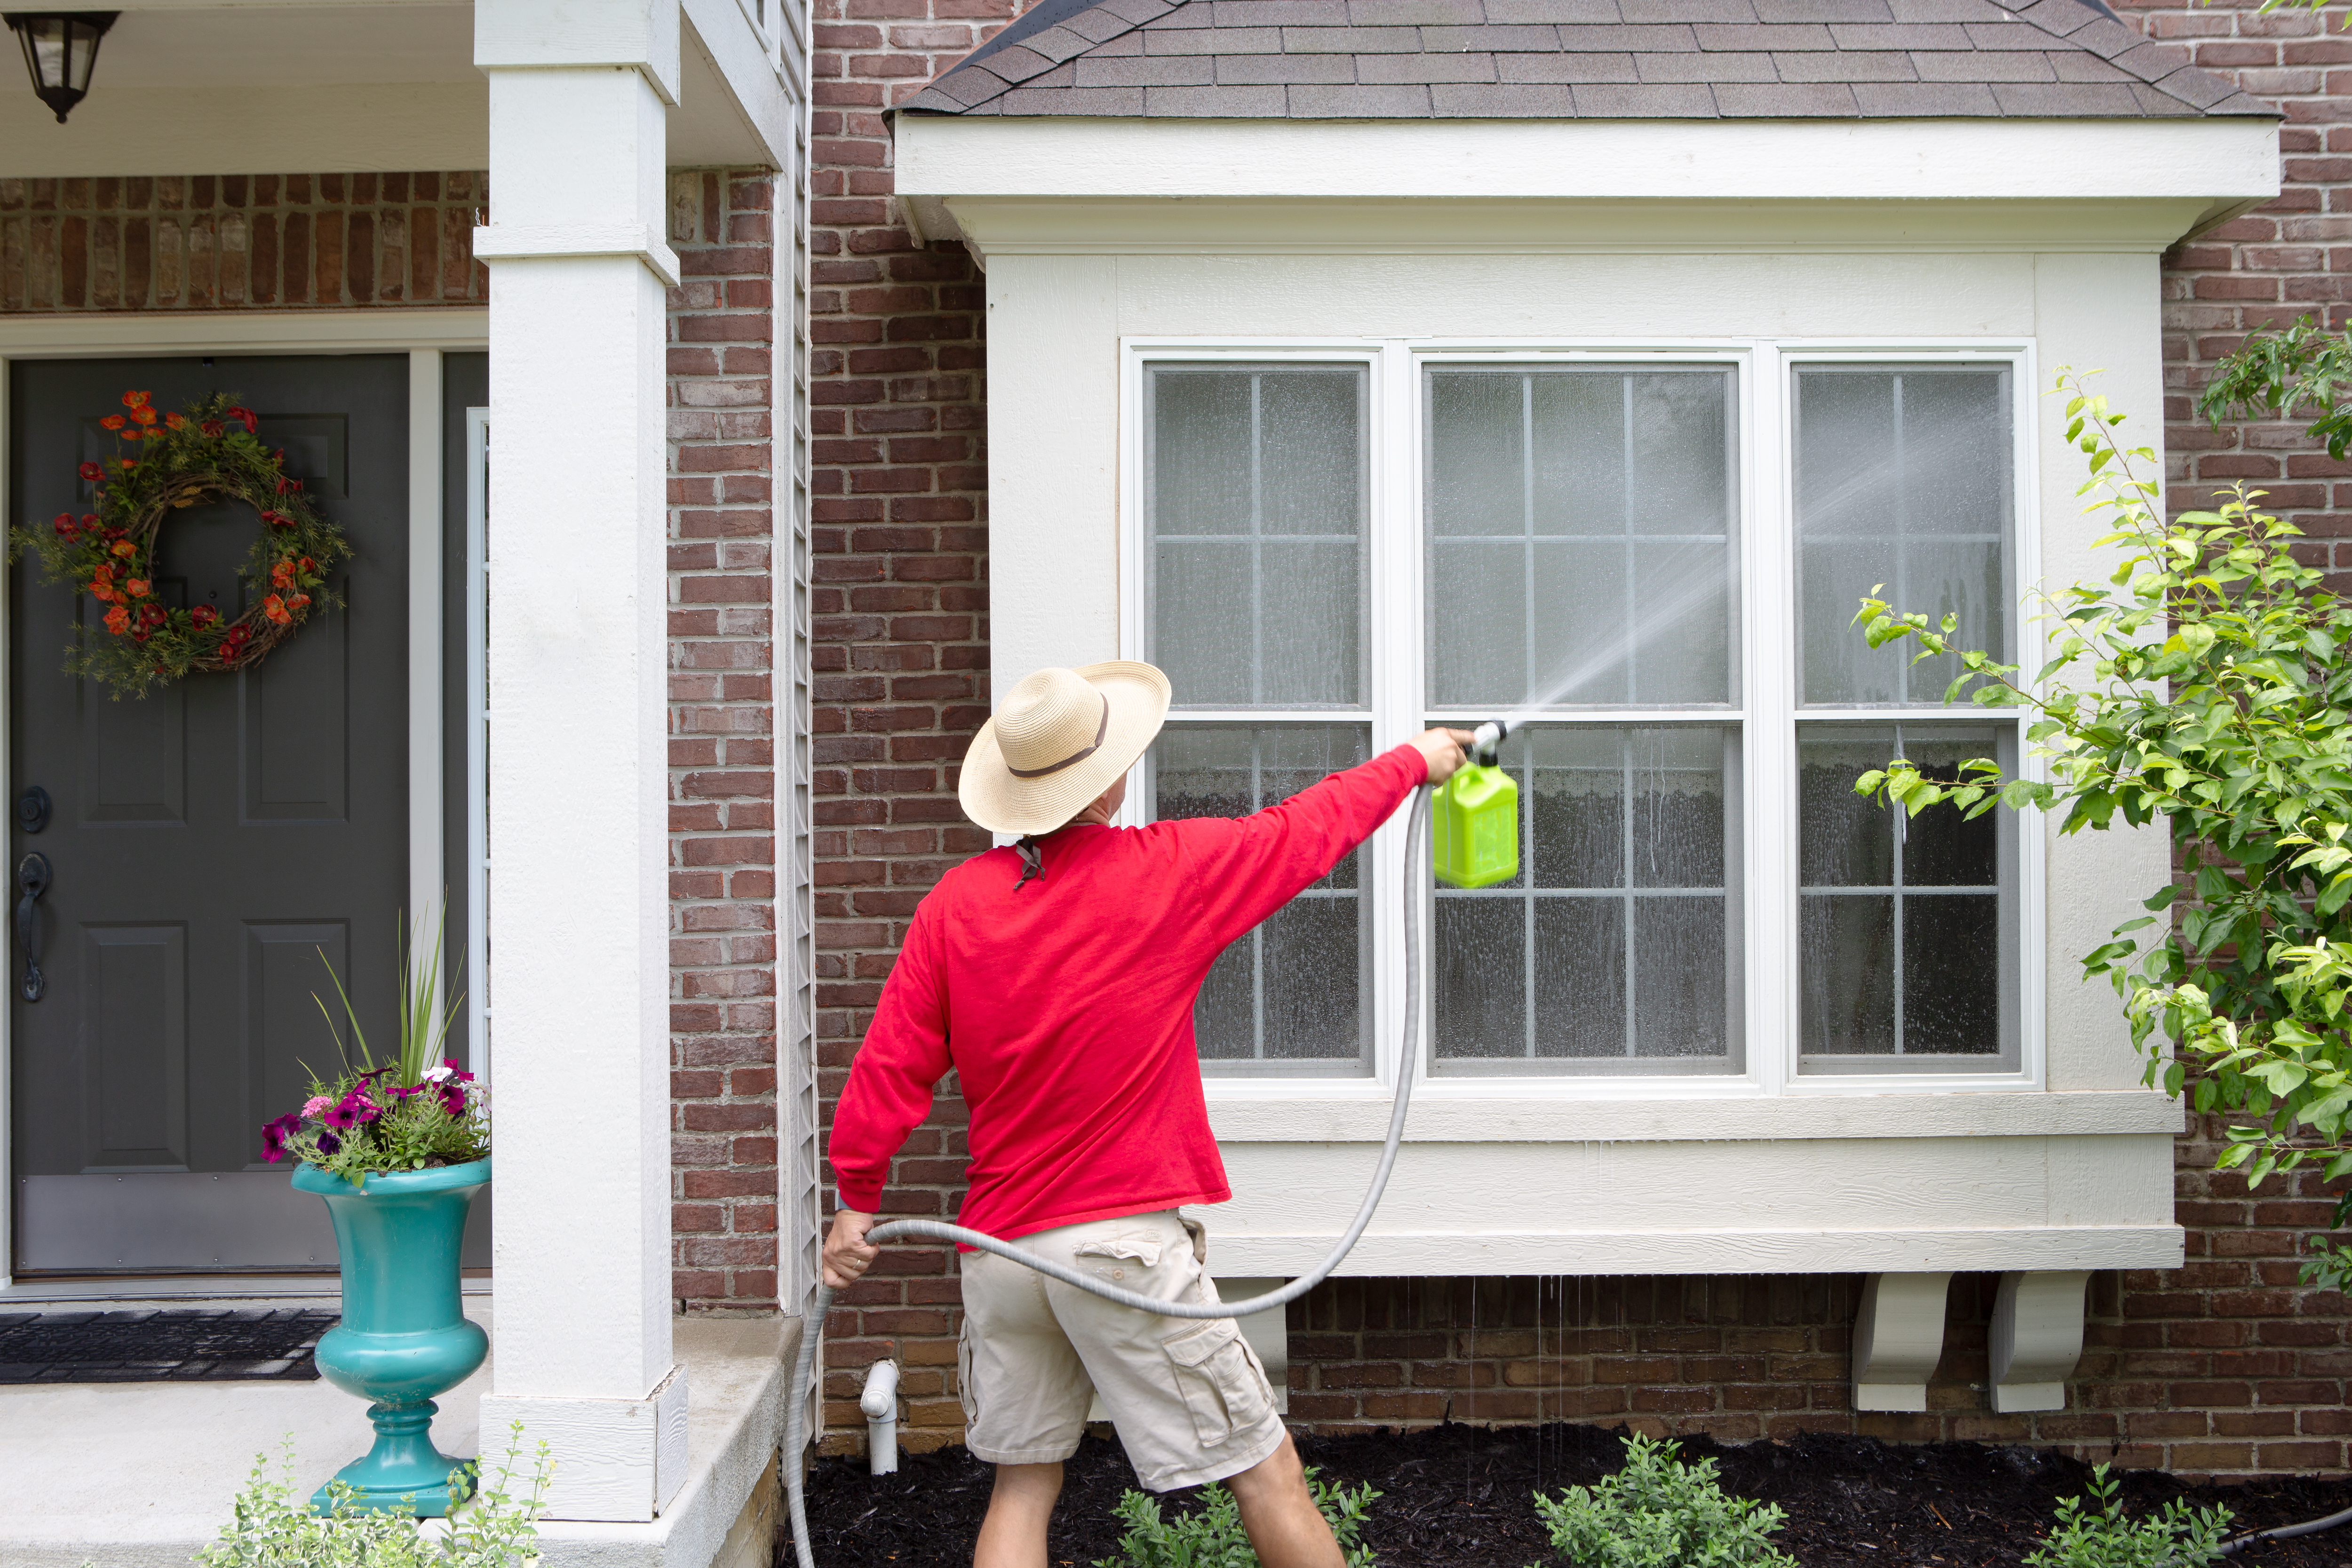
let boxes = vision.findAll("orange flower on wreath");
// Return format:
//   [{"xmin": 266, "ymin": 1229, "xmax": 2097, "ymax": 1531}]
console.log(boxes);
[
  {"xmin": 103, "ymin": 605, "xmax": 130, "ymax": 636},
  {"xmin": 262, "ymin": 595, "xmax": 291, "ymax": 627},
  {"xmin": 110, "ymin": 540, "xmax": 135, "ymax": 559},
  {"xmin": 121, "ymin": 391, "xmax": 148, "ymax": 409},
  {"xmin": 100, "ymin": 414, "xmax": 126, "ymax": 432},
  {"xmin": 270, "ymin": 559, "xmax": 295, "ymax": 590},
  {"xmin": 125, "ymin": 579, "xmax": 150, "ymax": 600}
]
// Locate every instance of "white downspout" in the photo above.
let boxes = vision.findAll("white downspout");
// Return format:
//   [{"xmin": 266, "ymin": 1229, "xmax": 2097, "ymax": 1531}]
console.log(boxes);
[{"xmin": 859, "ymin": 1359, "xmax": 900, "ymax": 1476}]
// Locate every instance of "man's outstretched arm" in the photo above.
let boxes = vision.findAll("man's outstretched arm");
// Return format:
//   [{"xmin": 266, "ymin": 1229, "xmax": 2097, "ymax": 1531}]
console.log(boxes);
[{"xmin": 1184, "ymin": 727, "xmax": 1472, "ymax": 948}]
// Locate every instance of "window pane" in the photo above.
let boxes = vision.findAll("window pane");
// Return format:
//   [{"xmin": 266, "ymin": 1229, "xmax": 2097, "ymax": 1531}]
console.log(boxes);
[
  {"xmin": 1797, "ymin": 723, "xmax": 2017, "ymax": 1069},
  {"xmin": 1796, "ymin": 366, "xmax": 2011, "ymax": 706},
  {"xmin": 1428, "ymin": 367, "xmax": 1738, "ymax": 710},
  {"xmin": 1435, "ymin": 726, "xmax": 1741, "ymax": 1074},
  {"xmin": 1147, "ymin": 365, "xmax": 1366, "ymax": 709},
  {"xmin": 1153, "ymin": 724, "xmax": 1372, "ymax": 1073}
]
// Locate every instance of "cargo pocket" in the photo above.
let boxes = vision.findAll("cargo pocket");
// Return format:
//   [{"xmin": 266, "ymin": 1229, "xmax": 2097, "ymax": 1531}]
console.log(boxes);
[
  {"xmin": 1073, "ymin": 1234, "xmax": 1164, "ymax": 1283},
  {"xmin": 1164, "ymin": 1321, "xmax": 1261, "ymax": 1447},
  {"xmin": 956, "ymin": 1323, "xmax": 978, "ymax": 1425}
]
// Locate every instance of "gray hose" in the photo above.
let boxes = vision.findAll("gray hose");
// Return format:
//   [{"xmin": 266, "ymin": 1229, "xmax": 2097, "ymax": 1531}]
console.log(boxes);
[
  {"xmin": 783, "ymin": 785, "xmax": 1433, "ymax": 1568},
  {"xmin": 2217, "ymin": 1500, "xmax": 2352, "ymax": 1554}
]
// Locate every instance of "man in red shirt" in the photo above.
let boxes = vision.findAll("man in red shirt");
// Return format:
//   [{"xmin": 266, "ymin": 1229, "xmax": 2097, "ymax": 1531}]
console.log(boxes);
[{"xmin": 826, "ymin": 660, "xmax": 1469, "ymax": 1568}]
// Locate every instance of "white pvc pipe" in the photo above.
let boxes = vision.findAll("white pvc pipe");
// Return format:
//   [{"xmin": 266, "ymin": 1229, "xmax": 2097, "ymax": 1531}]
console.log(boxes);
[{"xmin": 859, "ymin": 1359, "xmax": 900, "ymax": 1476}]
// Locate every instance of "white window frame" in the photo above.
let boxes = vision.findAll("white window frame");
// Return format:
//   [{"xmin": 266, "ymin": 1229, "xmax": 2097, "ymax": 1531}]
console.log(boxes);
[{"xmin": 1118, "ymin": 336, "xmax": 2046, "ymax": 1104}]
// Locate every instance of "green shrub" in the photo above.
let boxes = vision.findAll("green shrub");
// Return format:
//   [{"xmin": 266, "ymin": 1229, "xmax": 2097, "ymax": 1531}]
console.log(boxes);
[
  {"xmin": 1094, "ymin": 1466, "xmax": 1378, "ymax": 1568},
  {"xmin": 1529, "ymin": 1432, "xmax": 1795, "ymax": 1568},
  {"xmin": 2023, "ymin": 1465, "xmax": 2232, "ymax": 1568},
  {"xmin": 194, "ymin": 1425, "xmax": 551, "ymax": 1567}
]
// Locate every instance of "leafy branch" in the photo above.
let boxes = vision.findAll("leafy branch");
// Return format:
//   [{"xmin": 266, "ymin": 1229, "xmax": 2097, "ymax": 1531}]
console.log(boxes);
[{"xmin": 1853, "ymin": 369, "xmax": 2352, "ymax": 1287}]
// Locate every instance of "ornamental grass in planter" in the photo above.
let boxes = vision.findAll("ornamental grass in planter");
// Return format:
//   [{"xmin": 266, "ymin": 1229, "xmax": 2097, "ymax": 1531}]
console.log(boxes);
[{"xmin": 262, "ymin": 912, "xmax": 492, "ymax": 1518}]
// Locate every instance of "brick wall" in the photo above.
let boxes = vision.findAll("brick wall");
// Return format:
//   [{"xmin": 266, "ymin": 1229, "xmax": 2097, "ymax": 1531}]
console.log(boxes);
[
  {"xmin": 2136, "ymin": 0, "xmax": 2352, "ymax": 573},
  {"xmin": 806, "ymin": 0, "xmax": 2352, "ymax": 1477},
  {"xmin": 0, "ymin": 173, "xmax": 486, "ymax": 310},
  {"xmin": 810, "ymin": 0, "xmax": 998, "ymax": 1442},
  {"xmin": 668, "ymin": 169, "xmax": 788, "ymax": 1315}
]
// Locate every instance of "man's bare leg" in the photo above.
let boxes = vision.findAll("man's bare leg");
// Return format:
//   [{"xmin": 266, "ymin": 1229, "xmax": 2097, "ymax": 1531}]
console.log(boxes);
[
  {"xmin": 974, "ymin": 1461, "xmax": 1062, "ymax": 1568},
  {"xmin": 1225, "ymin": 1432, "xmax": 1346, "ymax": 1568}
]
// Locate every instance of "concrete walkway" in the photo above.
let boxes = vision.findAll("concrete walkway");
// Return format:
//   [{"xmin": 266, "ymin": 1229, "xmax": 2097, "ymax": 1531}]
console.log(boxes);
[{"xmin": 0, "ymin": 1302, "xmax": 793, "ymax": 1568}]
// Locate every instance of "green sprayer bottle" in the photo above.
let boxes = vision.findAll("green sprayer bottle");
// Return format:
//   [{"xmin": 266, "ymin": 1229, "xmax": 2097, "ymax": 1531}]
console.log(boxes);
[{"xmin": 1432, "ymin": 721, "xmax": 1518, "ymax": 889}]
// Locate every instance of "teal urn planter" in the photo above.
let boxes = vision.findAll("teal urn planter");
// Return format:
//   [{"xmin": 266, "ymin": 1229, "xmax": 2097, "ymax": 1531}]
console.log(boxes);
[{"xmin": 294, "ymin": 1157, "xmax": 491, "ymax": 1515}]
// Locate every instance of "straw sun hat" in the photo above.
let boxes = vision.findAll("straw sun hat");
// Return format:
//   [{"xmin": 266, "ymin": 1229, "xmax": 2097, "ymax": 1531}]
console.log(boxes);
[{"xmin": 959, "ymin": 661, "xmax": 1172, "ymax": 837}]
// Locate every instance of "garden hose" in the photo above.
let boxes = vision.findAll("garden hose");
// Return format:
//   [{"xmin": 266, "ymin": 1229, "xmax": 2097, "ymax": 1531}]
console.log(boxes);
[
  {"xmin": 2217, "ymin": 1500, "xmax": 2352, "ymax": 1554},
  {"xmin": 782, "ymin": 784, "xmax": 1435, "ymax": 1568}
]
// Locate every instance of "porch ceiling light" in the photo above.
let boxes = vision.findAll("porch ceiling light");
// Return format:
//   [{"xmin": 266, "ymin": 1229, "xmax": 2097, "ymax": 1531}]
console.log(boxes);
[{"xmin": 5, "ymin": 11, "xmax": 116, "ymax": 124}]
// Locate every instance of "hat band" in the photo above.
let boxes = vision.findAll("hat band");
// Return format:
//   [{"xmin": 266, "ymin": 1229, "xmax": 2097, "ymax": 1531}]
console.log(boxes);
[{"xmin": 1004, "ymin": 692, "xmax": 1111, "ymax": 780}]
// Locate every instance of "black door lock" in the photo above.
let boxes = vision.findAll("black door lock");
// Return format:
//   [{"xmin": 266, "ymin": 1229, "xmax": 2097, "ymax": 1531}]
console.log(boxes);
[{"xmin": 16, "ymin": 786, "xmax": 49, "ymax": 835}]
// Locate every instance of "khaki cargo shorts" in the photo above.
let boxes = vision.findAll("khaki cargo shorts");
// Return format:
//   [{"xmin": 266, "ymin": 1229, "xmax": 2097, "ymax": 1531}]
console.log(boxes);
[{"xmin": 956, "ymin": 1209, "xmax": 1285, "ymax": 1492}]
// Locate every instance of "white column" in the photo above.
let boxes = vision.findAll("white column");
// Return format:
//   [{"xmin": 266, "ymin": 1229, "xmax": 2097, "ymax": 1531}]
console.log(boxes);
[{"xmin": 471, "ymin": 0, "xmax": 690, "ymax": 1524}]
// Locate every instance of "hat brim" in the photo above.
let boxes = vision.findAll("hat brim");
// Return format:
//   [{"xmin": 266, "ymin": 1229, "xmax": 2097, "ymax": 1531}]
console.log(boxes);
[{"xmin": 959, "ymin": 661, "xmax": 1172, "ymax": 836}]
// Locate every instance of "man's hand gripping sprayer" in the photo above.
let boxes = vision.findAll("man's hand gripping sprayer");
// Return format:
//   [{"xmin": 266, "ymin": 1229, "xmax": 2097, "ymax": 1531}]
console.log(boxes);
[{"xmin": 783, "ymin": 722, "xmax": 1517, "ymax": 1568}]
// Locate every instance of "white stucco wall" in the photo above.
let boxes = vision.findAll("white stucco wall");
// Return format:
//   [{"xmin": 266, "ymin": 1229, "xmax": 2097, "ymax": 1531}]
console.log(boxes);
[{"xmin": 890, "ymin": 99, "xmax": 2284, "ymax": 1274}]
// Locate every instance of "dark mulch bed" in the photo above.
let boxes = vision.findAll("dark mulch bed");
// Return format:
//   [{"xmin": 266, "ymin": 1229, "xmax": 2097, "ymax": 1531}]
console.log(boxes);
[
  {"xmin": 793, "ymin": 1423, "xmax": 2352, "ymax": 1568},
  {"xmin": 0, "ymin": 1307, "xmax": 330, "ymax": 1382}
]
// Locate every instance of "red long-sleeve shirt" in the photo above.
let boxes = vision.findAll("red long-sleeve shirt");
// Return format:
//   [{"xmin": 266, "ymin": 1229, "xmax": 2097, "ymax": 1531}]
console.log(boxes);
[{"xmin": 827, "ymin": 742, "xmax": 1429, "ymax": 1240}]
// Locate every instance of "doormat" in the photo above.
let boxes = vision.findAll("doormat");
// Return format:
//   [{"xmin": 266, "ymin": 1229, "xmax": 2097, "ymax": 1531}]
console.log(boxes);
[{"xmin": 0, "ymin": 1307, "xmax": 334, "ymax": 1382}]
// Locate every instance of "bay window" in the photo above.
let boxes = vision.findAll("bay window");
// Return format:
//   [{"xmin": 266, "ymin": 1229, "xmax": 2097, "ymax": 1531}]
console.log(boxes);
[{"xmin": 1132, "ymin": 343, "xmax": 2030, "ymax": 1088}]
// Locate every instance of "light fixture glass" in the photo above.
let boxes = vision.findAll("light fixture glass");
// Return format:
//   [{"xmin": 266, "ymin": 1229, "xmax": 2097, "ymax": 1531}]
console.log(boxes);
[{"xmin": 5, "ymin": 11, "xmax": 117, "ymax": 124}]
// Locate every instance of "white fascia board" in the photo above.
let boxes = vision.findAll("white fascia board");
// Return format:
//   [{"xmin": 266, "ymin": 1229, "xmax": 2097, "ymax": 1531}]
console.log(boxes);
[
  {"xmin": 936, "ymin": 195, "xmax": 2237, "ymax": 257},
  {"xmin": 678, "ymin": 0, "xmax": 790, "ymax": 171},
  {"xmin": 896, "ymin": 115, "xmax": 2278, "ymax": 207},
  {"xmin": 476, "ymin": 0, "xmax": 683, "ymax": 105},
  {"xmin": 1208, "ymin": 1089, "xmax": 2183, "ymax": 1144},
  {"xmin": 1208, "ymin": 1226, "xmax": 2187, "ymax": 1277},
  {"xmin": 0, "ymin": 83, "xmax": 485, "ymax": 179}
]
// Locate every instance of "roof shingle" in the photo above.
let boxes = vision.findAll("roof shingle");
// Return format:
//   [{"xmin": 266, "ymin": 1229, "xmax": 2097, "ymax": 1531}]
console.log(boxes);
[{"xmin": 893, "ymin": 0, "xmax": 2278, "ymax": 119}]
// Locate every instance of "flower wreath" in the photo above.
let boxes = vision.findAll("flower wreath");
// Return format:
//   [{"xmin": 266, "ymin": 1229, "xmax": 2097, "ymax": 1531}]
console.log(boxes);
[{"xmin": 9, "ymin": 390, "xmax": 351, "ymax": 700}]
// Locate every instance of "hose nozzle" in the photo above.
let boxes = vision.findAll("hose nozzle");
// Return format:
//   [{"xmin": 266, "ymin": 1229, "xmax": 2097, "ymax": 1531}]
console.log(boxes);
[{"xmin": 1470, "ymin": 720, "xmax": 1509, "ymax": 768}]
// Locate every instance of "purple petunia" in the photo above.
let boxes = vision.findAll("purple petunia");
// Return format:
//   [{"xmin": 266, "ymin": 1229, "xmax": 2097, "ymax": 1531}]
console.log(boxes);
[
  {"xmin": 261, "ymin": 1112, "xmax": 302, "ymax": 1164},
  {"xmin": 322, "ymin": 1088, "xmax": 380, "ymax": 1130}
]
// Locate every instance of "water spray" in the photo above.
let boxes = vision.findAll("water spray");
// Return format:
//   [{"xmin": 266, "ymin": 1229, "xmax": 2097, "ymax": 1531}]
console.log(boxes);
[{"xmin": 785, "ymin": 733, "xmax": 1526, "ymax": 1568}]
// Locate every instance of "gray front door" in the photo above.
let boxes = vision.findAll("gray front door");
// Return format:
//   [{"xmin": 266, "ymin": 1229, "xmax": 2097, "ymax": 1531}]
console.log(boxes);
[{"xmin": 8, "ymin": 355, "xmax": 408, "ymax": 1274}]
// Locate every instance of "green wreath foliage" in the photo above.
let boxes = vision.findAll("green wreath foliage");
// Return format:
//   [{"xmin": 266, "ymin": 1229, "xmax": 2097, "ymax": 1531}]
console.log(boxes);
[{"xmin": 8, "ymin": 388, "xmax": 350, "ymax": 700}]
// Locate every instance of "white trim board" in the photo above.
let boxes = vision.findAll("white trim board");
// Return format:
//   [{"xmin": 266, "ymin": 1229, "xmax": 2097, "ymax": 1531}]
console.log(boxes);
[
  {"xmin": 0, "ymin": 311, "xmax": 488, "ymax": 356},
  {"xmin": 1208, "ymin": 1090, "xmax": 2181, "ymax": 1144},
  {"xmin": 1203, "ymin": 1226, "xmax": 2187, "ymax": 1277},
  {"xmin": 0, "ymin": 310, "xmax": 485, "ymax": 1294},
  {"xmin": 895, "ymin": 116, "xmax": 2280, "ymax": 207}
]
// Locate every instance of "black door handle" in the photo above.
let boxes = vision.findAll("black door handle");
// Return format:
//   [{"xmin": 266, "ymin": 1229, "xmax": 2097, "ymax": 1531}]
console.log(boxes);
[{"xmin": 17, "ymin": 852, "xmax": 50, "ymax": 1003}]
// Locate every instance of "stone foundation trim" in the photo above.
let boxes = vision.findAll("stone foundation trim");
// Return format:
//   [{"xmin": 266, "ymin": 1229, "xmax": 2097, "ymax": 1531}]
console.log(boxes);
[
  {"xmin": 1988, "ymin": 1269, "xmax": 2090, "ymax": 1415},
  {"xmin": 1852, "ymin": 1272, "xmax": 1952, "ymax": 1414},
  {"xmin": 480, "ymin": 1364, "xmax": 689, "ymax": 1523}
]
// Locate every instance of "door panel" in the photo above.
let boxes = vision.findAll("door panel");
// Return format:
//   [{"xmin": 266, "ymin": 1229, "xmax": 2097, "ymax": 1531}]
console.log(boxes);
[
  {"xmin": 10, "ymin": 354, "xmax": 409, "ymax": 1273},
  {"xmin": 83, "ymin": 924, "xmax": 188, "ymax": 1168}
]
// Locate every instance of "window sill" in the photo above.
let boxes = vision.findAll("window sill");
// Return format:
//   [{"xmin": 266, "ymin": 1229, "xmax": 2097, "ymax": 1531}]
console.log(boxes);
[{"xmin": 1204, "ymin": 1088, "xmax": 2180, "ymax": 1144}]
